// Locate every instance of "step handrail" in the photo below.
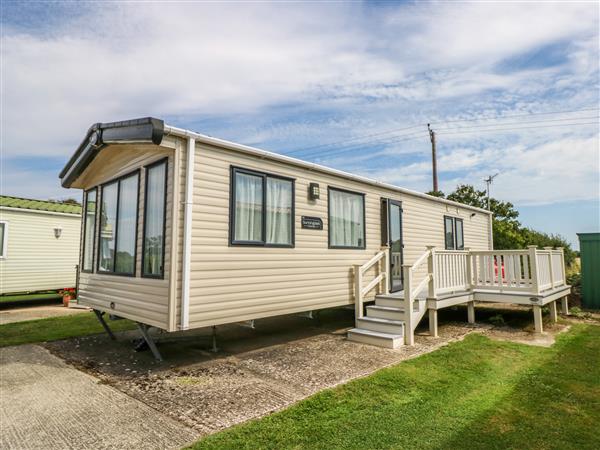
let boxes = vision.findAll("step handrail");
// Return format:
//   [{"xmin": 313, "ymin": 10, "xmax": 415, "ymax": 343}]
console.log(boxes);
[
  {"xmin": 353, "ymin": 246, "xmax": 390, "ymax": 320},
  {"xmin": 402, "ymin": 246, "xmax": 435, "ymax": 345}
]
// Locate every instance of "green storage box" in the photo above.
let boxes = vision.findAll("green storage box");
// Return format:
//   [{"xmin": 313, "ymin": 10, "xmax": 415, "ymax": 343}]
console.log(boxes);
[{"xmin": 577, "ymin": 233, "xmax": 600, "ymax": 310}]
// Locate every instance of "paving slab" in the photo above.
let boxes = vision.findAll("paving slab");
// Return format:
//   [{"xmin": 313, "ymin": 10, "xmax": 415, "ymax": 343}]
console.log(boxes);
[{"xmin": 0, "ymin": 345, "xmax": 198, "ymax": 450}]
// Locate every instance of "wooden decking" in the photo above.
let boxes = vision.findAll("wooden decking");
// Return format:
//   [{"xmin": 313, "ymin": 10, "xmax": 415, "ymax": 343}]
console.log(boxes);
[{"xmin": 349, "ymin": 246, "xmax": 571, "ymax": 348}]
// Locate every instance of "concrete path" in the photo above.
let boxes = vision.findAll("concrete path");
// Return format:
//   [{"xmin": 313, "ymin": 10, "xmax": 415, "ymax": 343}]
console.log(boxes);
[
  {"xmin": 0, "ymin": 304, "xmax": 86, "ymax": 325},
  {"xmin": 0, "ymin": 345, "xmax": 198, "ymax": 450}
]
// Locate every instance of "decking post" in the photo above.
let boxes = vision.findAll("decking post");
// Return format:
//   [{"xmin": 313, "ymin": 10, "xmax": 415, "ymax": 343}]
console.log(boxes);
[
  {"xmin": 467, "ymin": 301, "xmax": 476, "ymax": 324},
  {"xmin": 382, "ymin": 245, "xmax": 390, "ymax": 295},
  {"xmin": 403, "ymin": 264, "xmax": 414, "ymax": 346},
  {"xmin": 428, "ymin": 309, "xmax": 438, "ymax": 338},
  {"xmin": 354, "ymin": 265, "xmax": 363, "ymax": 320},
  {"xmin": 544, "ymin": 246, "xmax": 555, "ymax": 288},
  {"xmin": 549, "ymin": 301, "xmax": 558, "ymax": 323},
  {"xmin": 528, "ymin": 246, "xmax": 540, "ymax": 294},
  {"xmin": 533, "ymin": 305, "xmax": 543, "ymax": 333},
  {"xmin": 426, "ymin": 246, "xmax": 436, "ymax": 298},
  {"xmin": 465, "ymin": 247, "xmax": 473, "ymax": 289},
  {"xmin": 556, "ymin": 247, "xmax": 566, "ymax": 286},
  {"xmin": 561, "ymin": 296, "xmax": 569, "ymax": 315}
]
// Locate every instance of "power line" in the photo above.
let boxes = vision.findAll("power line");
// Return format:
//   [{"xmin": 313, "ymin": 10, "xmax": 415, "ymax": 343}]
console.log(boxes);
[
  {"xmin": 290, "ymin": 129, "xmax": 428, "ymax": 159},
  {"xmin": 434, "ymin": 115, "xmax": 599, "ymax": 132},
  {"xmin": 286, "ymin": 123, "xmax": 424, "ymax": 155},
  {"xmin": 429, "ymin": 106, "xmax": 599, "ymax": 126},
  {"xmin": 285, "ymin": 107, "xmax": 600, "ymax": 155},
  {"xmin": 436, "ymin": 121, "xmax": 598, "ymax": 136}
]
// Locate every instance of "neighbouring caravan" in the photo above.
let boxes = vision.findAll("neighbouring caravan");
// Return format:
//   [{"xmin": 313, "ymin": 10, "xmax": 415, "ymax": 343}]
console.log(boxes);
[
  {"xmin": 59, "ymin": 118, "xmax": 570, "ymax": 359},
  {"xmin": 0, "ymin": 196, "xmax": 81, "ymax": 295}
]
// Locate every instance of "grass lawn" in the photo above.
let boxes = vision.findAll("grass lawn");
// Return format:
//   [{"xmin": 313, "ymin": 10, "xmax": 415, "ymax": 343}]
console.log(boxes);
[
  {"xmin": 192, "ymin": 324, "xmax": 600, "ymax": 450},
  {"xmin": 0, "ymin": 312, "xmax": 136, "ymax": 347},
  {"xmin": 0, "ymin": 292, "xmax": 62, "ymax": 304}
]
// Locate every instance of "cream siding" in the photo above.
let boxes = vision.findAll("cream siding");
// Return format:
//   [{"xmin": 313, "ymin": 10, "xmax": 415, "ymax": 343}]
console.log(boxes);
[
  {"xmin": 74, "ymin": 143, "xmax": 177, "ymax": 330},
  {"xmin": 184, "ymin": 142, "xmax": 492, "ymax": 329},
  {"xmin": 0, "ymin": 208, "xmax": 80, "ymax": 294}
]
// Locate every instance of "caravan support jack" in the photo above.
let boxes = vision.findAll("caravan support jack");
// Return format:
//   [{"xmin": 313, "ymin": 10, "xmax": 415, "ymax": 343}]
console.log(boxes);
[
  {"xmin": 93, "ymin": 310, "xmax": 116, "ymax": 340},
  {"xmin": 136, "ymin": 323, "xmax": 163, "ymax": 362}
]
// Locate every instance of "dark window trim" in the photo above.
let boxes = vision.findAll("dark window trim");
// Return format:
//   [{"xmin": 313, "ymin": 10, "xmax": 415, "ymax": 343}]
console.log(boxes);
[
  {"xmin": 328, "ymin": 186, "xmax": 366, "ymax": 250},
  {"xmin": 444, "ymin": 215, "xmax": 464, "ymax": 250},
  {"xmin": 141, "ymin": 157, "xmax": 169, "ymax": 279},
  {"xmin": 96, "ymin": 169, "xmax": 141, "ymax": 277},
  {"xmin": 455, "ymin": 217, "xmax": 465, "ymax": 250},
  {"xmin": 384, "ymin": 198, "xmax": 404, "ymax": 291},
  {"xmin": 229, "ymin": 166, "xmax": 295, "ymax": 248},
  {"xmin": 81, "ymin": 187, "xmax": 97, "ymax": 273}
]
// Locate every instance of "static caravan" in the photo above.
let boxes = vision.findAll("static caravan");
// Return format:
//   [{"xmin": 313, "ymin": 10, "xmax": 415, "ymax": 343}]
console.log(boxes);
[
  {"xmin": 59, "ymin": 118, "xmax": 570, "ymax": 359},
  {"xmin": 0, "ymin": 196, "xmax": 81, "ymax": 295}
]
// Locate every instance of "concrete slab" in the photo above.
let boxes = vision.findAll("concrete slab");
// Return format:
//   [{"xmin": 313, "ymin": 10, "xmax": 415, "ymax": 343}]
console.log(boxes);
[
  {"xmin": 0, "ymin": 304, "xmax": 87, "ymax": 325},
  {"xmin": 0, "ymin": 345, "xmax": 198, "ymax": 450}
]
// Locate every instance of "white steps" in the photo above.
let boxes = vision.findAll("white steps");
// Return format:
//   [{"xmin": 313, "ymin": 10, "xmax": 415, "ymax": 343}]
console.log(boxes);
[
  {"xmin": 366, "ymin": 305, "xmax": 406, "ymax": 321},
  {"xmin": 356, "ymin": 316, "xmax": 405, "ymax": 334},
  {"xmin": 347, "ymin": 328, "xmax": 404, "ymax": 349}
]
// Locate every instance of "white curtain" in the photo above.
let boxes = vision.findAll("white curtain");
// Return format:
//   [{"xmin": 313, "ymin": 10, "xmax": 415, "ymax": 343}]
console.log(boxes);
[
  {"xmin": 330, "ymin": 190, "xmax": 364, "ymax": 247},
  {"xmin": 235, "ymin": 173, "xmax": 263, "ymax": 241},
  {"xmin": 144, "ymin": 163, "xmax": 166, "ymax": 275},
  {"xmin": 83, "ymin": 190, "xmax": 96, "ymax": 271},
  {"xmin": 266, "ymin": 178, "xmax": 292, "ymax": 245}
]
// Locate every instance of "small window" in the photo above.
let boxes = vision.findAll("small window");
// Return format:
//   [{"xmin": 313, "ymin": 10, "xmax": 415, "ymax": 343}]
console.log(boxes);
[
  {"xmin": 230, "ymin": 167, "xmax": 294, "ymax": 247},
  {"xmin": 82, "ymin": 189, "xmax": 97, "ymax": 271},
  {"xmin": 98, "ymin": 171, "xmax": 140, "ymax": 275},
  {"xmin": 142, "ymin": 159, "xmax": 167, "ymax": 278},
  {"xmin": 329, "ymin": 187, "xmax": 365, "ymax": 249},
  {"xmin": 444, "ymin": 216, "xmax": 464, "ymax": 250},
  {"xmin": 0, "ymin": 221, "xmax": 7, "ymax": 258}
]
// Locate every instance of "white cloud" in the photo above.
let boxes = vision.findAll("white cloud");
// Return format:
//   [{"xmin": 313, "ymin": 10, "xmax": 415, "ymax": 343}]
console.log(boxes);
[{"xmin": 0, "ymin": 0, "xmax": 598, "ymax": 209}]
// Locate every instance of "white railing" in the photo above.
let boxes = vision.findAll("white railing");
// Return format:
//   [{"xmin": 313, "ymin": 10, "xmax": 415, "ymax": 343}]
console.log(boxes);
[
  {"xmin": 354, "ymin": 246, "xmax": 390, "ymax": 319},
  {"xmin": 434, "ymin": 250, "xmax": 470, "ymax": 294},
  {"xmin": 402, "ymin": 246, "xmax": 434, "ymax": 345},
  {"xmin": 433, "ymin": 246, "xmax": 567, "ymax": 295}
]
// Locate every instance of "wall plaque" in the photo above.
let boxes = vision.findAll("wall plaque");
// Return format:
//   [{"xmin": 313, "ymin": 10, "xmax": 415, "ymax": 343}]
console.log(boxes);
[{"xmin": 301, "ymin": 216, "xmax": 323, "ymax": 230}]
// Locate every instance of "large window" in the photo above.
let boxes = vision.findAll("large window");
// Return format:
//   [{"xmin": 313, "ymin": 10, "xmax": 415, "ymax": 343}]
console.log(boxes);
[
  {"xmin": 328, "ymin": 187, "xmax": 365, "ymax": 249},
  {"xmin": 82, "ymin": 189, "xmax": 97, "ymax": 271},
  {"xmin": 0, "ymin": 221, "xmax": 7, "ymax": 258},
  {"xmin": 444, "ymin": 216, "xmax": 464, "ymax": 250},
  {"xmin": 98, "ymin": 171, "xmax": 139, "ymax": 275},
  {"xmin": 142, "ymin": 159, "xmax": 167, "ymax": 278},
  {"xmin": 230, "ymin": 167, "xmax": 294, "ymax": 247}
]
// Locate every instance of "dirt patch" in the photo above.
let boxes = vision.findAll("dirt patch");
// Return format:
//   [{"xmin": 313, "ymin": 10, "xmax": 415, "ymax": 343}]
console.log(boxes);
[{"xmin": 43, "ymin": 305, "xmax": 585, "ymax": 438}]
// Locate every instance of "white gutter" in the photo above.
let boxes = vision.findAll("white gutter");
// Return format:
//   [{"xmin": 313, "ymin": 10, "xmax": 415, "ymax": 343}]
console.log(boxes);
[
  {"xmin": 163, "ymin": 125, "xmax": 491, "ymax": 215},
  {"xmin": 180, "ymin": 135, "xmax": 195, "ymax": 330}
]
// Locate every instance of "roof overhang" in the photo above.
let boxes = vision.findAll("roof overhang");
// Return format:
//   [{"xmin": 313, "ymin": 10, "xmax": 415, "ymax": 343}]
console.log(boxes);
[{"xmin": 59, "ymin": 117, "xmax": 164, "ymax": 188}]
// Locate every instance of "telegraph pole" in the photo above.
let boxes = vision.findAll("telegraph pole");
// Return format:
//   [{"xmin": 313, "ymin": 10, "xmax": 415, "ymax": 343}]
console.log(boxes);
[
  {"xmin": 428, "ymin": 124, "xmax": 438, "ymax": 193},
  {"xmin": 484, "ymin": 173, "xmax": 499, "ymax": 210}
]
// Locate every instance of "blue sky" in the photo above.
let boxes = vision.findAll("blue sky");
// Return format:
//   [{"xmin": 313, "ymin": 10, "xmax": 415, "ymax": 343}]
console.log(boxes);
[{"xmin": 1, "ymin": 1, "xmax": 599, "ymax": 249}]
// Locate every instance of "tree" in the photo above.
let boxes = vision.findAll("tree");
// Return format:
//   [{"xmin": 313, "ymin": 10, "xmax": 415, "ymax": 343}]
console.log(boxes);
[{"xmin": 435, "ymin": 184, "xmax": 575, "ymax": 266}]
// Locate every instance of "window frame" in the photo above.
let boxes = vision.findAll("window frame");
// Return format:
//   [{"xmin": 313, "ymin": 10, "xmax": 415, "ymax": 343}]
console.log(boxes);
[
  {"xmin": 141, "ymin": 157, "xmax": 169, "ymax": 279},
  {"xmin": 328, "ymin": 186, "xmax": 366, "ymax": 250},
  {"xmin": 81, "ymin": 188, "xmax": 98, "ymax": 273},
  {"xmin": 229, "ymin": 166, "xmax": 295, "ymax": 248},
  {"xmin": 96, "ymin": 169, "xmax": 141, "ymax": 277},
  {"xmin": 0, "ymin": 220, "xmax": 8, "ymax": 259},
  {"xmin": 444, "ymin": 215, "xmax": 464, "ymax": 250}
]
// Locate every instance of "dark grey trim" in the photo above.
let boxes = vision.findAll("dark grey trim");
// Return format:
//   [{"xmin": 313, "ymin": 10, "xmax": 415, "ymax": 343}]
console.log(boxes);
[
  {"xmin": 385, "ymin": 199, "xmax": 404, "ymax": 292},
  {"xmin": 444, "ymin": 215, "xmax": 464, "ymax": 250},
  {"xmin": 60, "ymin": 117, "xmax": 164, "ymax": 188},
  {"xmin": 229, "ymin": 166, "xmax": 295, "ymax": 248},
  {"xmin": 327, "ymin": 186, "xmax": 366, "ymax": 250},
  {"xmin": 96, "ymin": 169, "xmax": 140, "ymax": 277},
  {"xmin": 81, "ymin": 188, "xmax": 97, "ymax": 273},
  {"xmin": 141, "ymin": 157, "xmax": 169, "ymax": 279}
]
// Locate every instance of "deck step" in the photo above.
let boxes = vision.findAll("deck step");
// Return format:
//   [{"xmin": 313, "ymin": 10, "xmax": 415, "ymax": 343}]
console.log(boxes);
[
  {"xmin": 356, "ymin": 316, "xmax": 405, "ymax": 334},
  {"xmin": 366, "ymin": 305, "xmax": 406, "ymax": 320},
  {"xmin": 375, "ymin": 295, "xmax": 424, "ymax": 309},
  {"xmin": 347, "ymin": 328, "xmax": 404, "ymax": 349}
]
